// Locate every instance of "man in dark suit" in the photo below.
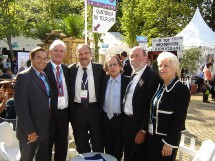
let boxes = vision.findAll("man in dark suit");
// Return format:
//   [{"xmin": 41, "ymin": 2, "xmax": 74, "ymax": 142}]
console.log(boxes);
[
  {"xmin": 123, "ymin": 46, "xmax": 160, "ymax": 161},
  {"xmin": 120, "ymin": 51, "xmax": 132, "ymax": 76},
  {"xmin": 14, "ymin": 47, "xmax": 50, "ymax": 161},
  {"xmin": 101, "ymin": 55, "xmax": 129, "ymax": 161},
  {"xmin": 44, "ymin": 40, "xmax": 70, "ymax": 161},
  {"xmin": 68, "ymin": 44, "xmax": 105, "ymax": 153}
]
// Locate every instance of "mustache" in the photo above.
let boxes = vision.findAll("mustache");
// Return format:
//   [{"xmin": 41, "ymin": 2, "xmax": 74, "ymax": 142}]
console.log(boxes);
[{"xmin": 81, "ymin": 58, "xmax": 88, "ymax": 60}]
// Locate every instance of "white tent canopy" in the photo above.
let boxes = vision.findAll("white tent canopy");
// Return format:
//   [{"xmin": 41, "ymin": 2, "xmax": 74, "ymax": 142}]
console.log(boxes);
[{"xmin": 176, "ymin": 7, "xmax": 215, "ymax": 49}]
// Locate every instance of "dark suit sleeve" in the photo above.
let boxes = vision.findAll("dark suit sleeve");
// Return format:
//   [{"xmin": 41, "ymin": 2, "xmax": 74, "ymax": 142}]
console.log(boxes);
[
  {"xmin": 163, "ymin": 85, "xmax": 190, "ymax": 146},
  {"xmin": 14, "ymin": 74, "xmax": 35, "ymax": 135}
]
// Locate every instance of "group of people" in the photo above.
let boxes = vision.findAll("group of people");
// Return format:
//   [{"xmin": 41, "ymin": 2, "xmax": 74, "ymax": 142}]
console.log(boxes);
[{"xmin": 13, "ymin": 39, "xmax": 190, "ymax": 161}]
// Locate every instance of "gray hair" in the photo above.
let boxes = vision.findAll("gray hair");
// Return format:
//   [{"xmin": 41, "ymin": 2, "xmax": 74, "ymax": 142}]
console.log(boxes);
[
  {"xmin": 49, "ymin": 40, "xmax": 66, "ymax": 51},
  {"xmin": 157, "ymin": 52, "xmax": 180, "ymax": 77}
]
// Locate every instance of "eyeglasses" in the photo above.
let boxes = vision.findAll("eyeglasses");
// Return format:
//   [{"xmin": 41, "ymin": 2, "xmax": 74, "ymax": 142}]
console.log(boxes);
[
  {"xmin": 35, "ymin": 56, "xmax": 48, "ymax": 62},
  {"xmin": 108, "ymin": 63, "xmax": 118, "ymax": 68}
]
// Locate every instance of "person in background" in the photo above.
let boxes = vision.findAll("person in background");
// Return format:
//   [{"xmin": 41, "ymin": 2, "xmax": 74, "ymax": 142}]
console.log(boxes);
[
  {"xmin": 101, "ymin": 55, "xmax": 129, "ymax": 161},
  {"xmin": 148, "ymin": 52, "xmax": 190, "ymax": 161},
  {"xmin": 120, "ymin": 51, "xmax": 132, "ymax": 76},
  {"xmin": 44, "ymin": 40, "xmax": 70, "ymax": 161},
  {"xmin": 0, "ymin": 68, "xmax": 14, "ymax": 79},
  {"xmin": 0, "ymin": 86, "xmax": 8, "ymax": 118},
  {"xmin": 202, "ymin": 63, "xmax": 213, "ymax": 102},
  {"xmin": 123, "ymin": 46, "xmax": 160, "ymax": 161},
  {"xmin": 11, "ymin": 57, "xmax": 18, "ymax": 74},
  {"xmin": 14, "ymin": 47, "xmax": 50, "ymax": 161},
  {"xmin": 68, "ymin": 44, "xmax": 105, "ymax": 153}
]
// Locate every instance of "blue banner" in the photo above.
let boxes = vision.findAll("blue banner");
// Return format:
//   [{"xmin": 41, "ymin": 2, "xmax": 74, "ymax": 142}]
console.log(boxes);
[
  {"xmin": 136, "ymin": 36, "xmax": 148, "ymax": 43},
  {"xmin": 88, "ymin": 0, "xmax": 116, "ymax": 10}
]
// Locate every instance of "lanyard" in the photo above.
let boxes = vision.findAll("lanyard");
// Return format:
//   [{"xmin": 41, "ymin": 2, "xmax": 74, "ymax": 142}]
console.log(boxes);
[
  {"xmin": 38, "ymin": 73, "xmax": 51, "ymax": 97},
  {"xmin": 150, "ymin": 84, "xmax": 164, "ymax": 123},
  {"xmin": 51, "ymin": 65, "xmax": 63, "ymax": 85},
  {"xmin": 82, "ymin": 77, "xmax": 88, "ymax": 90}
]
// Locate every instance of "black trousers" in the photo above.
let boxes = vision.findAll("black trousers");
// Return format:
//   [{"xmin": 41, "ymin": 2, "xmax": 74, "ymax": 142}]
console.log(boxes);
[
  {"xmin": 19, "ymin": 136, "xmax": 49, "ymax": 161},
  {"xmin": 102, "ymin": 112, "xmax": 123, "ymax": 161},
  {"xmin": 48, "ymin": 108, "xmax": 69, "ymax": 161},
  {"xmin": 123, "ymin": 115, "xmax": 148, "ymax": 161},
  {"xmin": 148, "ymin": 134, "xmax": 178, "ymax": 161},
  {"xmin": 72, "ymin": 103, "xmax": 103, "ymax": 153}
]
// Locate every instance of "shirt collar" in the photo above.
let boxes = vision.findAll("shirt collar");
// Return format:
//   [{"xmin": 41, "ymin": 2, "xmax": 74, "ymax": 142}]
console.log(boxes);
[
  {"xmin": 110, "ymin": 74, "xmax": 121, "ymax": 83},
  {"xmin": 135, "ymin": 64, "xmax": 147, "ymax": 76},
  {"xmin": 77, "ymin": 62, "xmax": 92, "ymax": 71},
  {"xmin": 50, "ymin": 61, "xmax": 62, "ymax": 70}
]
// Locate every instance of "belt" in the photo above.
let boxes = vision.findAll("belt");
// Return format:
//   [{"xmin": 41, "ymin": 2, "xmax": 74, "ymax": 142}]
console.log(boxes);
[
  {"xmin": 125, "ymin": 114, "xmax": 133, "ymax": 118},
  {"xmin": 74, "ymin": 102, "xmax": 97, "ymax": 107},
  {"xmin": 113, "ymin": 113, "xmax": 121, "ymax": 116}
]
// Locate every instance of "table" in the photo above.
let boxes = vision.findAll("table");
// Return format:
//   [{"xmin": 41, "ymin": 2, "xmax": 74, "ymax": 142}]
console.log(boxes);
[{"xmin": 70, "ymin": 152, "xmax": 117, "ymax": 161}]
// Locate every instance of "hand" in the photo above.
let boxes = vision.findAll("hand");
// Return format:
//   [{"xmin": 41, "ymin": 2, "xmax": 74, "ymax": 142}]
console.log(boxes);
[
  {"xmin": 162, "ymin": 144, "xmax": 173, "ymax": 156},
  {"xmin": 135, "ymin": 130, "xmax": 145, "ymax": 144},
  {"xmin": 27, "ymin": 132, "xmax": 38, "ymax": 143}
]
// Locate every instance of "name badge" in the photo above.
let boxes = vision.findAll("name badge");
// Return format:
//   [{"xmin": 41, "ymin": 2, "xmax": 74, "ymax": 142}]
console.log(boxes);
[
  {"xmin": 148, "ymin": 123, "xmax": 153, "ymax": 135},
  {"xmin": 58, "ymin": 96, "xmax": 66, "ymax": 107},
  {"xmin": 80, "ymin": 90, "xmax": 88, "ymax": 98}
]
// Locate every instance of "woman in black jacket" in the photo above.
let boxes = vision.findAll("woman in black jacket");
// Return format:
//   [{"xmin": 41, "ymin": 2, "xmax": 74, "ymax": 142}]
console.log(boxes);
[{"xmin": 148, "ymin": 52, "xmax": 190, "ymax": 161}]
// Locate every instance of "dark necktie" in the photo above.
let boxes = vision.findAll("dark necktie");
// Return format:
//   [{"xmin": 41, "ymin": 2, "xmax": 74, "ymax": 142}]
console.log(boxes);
[
  {"xmin": 40, "ymin": 72, "xmax": 46, "ymax": 91},
  {"xmin": 123, "ymin": 73, "xmax": 137, "ymax": 103},
  {"xmin": 81, "ymin": 68, "xmax": 89, "ymax": 107},
  {"xmin": 56, "ymin": 66, "xmax": 64, "ymax": 96}
]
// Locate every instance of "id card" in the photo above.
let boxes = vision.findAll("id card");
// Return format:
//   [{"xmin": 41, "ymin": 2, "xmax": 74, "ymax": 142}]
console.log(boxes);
[
  {"xmin": 58, "ymin": 96, "xmax": 66, "ymax": 107},
  {"xmin": 148, "ymin": 123, "xmax": 153, "ymax": 135},
  {"xmin": 80, "ymin": 90, "xmax": 88, "ymax": 98}
]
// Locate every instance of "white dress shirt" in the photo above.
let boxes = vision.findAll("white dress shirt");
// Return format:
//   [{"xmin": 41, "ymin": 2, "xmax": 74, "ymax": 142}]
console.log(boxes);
[
  {"xmin": 124, "ymin": 65, "xmax": 147, "ymax": 115},
  {"xmin": 51, "ymin": 61, "xmax": 68, "ymax": 110},
  {"xmin": 74, "ymin": 62, "xmax": 97, "ymax": 103}
]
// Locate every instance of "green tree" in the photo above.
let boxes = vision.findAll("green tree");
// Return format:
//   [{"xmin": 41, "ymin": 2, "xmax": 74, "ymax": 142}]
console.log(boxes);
[
  {"xmin": 120, "ymin": 0, "xmax": 145, "ymax": 47},
  {"xmin": 0, "ymin": 0, "xmax": 27, "ymax": 57},
  {"xmin": 202, "ymin": 0, "xmax": 215, "ymax": 31},
  {"xmin": 179, "ymin": 48, "xmax": 204, "ymax": 74},
  {"xmin": 119, "ymin": 0, "xmax": 204, "ymax": 46}
]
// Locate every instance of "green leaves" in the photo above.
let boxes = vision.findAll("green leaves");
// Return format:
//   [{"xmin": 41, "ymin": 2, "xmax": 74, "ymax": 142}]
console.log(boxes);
[{"xmin": 179, "ymin": 48, "xmax": 204, "ymax": 74}]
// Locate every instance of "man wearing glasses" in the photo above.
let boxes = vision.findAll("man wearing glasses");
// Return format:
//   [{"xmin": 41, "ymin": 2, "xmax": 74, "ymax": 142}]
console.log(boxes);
[
  {"xmin": 101, "ymin": 55, "xmax": 129, "ymax": 161},
  {"xmin": 14, "ymin": 47, "xmax": 50, "ymax": 161}
]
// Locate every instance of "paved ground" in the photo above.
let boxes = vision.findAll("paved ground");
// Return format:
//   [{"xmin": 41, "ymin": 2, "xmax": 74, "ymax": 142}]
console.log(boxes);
[{"xmin": 176, "ymin": 92, "xmax": 215, "ymax": 160}]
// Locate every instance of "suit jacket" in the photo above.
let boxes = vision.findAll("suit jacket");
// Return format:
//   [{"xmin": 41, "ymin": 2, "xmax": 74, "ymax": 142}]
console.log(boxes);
[
  {"xmin": 44, "ymin": 62, "xmax": 70, "ymax": 135},
  {"xmin": 68, "ymin": 62, "xmax": 105, "ymax": 122},
  {"xmin": 129, "ymin": 66, "xmax": 160, "ymax": 131},
  {"xmin": 101, "ymin": 74, "xmax": 129, "ymax": 113},
  {"xmin": 151, "ymin": 78, "xmax": 190, "ymax": 147},
  {"xmin": 14, "ymin": 67, "xmax": 50, "ymax": 142},
  {"xmin": 122, "ymin": 59, "xmax": 132, "ymax": 76}
]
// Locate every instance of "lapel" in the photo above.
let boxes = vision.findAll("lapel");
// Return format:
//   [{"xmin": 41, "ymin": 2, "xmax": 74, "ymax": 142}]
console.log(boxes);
[
  {"xmin": 61, "ymin": 64, "xmax": 69, "ymax": 90},
  {"xmin": 133, "ymin": 66, "xmax": 149, "ymax": 96},
  {"xmin": 72, "ymin": 63, "xmax": 79, "ymax": 94},
  {"xmin": 92, "ymin": 63, "xmax": 98, "ymax": 96},
  {"xmin": 46, "ymin": 62, "xmax": 58, "ymax": 91},
  {"xmin": 29, "ymin": 67, "xmax": 47, "ymax": 94}
]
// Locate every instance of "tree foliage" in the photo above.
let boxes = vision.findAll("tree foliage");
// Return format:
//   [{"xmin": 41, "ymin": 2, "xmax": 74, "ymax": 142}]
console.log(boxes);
[
  {"xmin": 119, "ymin": 0, "xmax": 204, "ymax": 47},
  {"xmin": 179, "ymin": 48, "xmax": 204, "ymax": 74}
]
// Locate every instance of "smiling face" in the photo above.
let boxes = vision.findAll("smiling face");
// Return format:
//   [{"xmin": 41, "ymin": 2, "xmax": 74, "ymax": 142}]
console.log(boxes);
[
  {"xmin": 49, "ymin": 44, "xmax": 66, "ymax": 65},
  {"xmin": 106, "ymin": 56, "xmax": 122, "ymax": 78},
  {"xmin": 158, "ymin": 58, "xmax": 176, "ymax": 85},
  {"xmin": 30, "ymin": 50, "xmax": 48, "ymax": 72},
  {"xmin": 77, "ymin": 45, "xmax": 92, "ymax": 67}
]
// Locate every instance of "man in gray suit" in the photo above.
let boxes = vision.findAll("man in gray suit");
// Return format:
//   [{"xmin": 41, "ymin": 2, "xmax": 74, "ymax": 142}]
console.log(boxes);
[{"xmin": 14, "ymin": 47, "xmax": 50, "ymax": 161}]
